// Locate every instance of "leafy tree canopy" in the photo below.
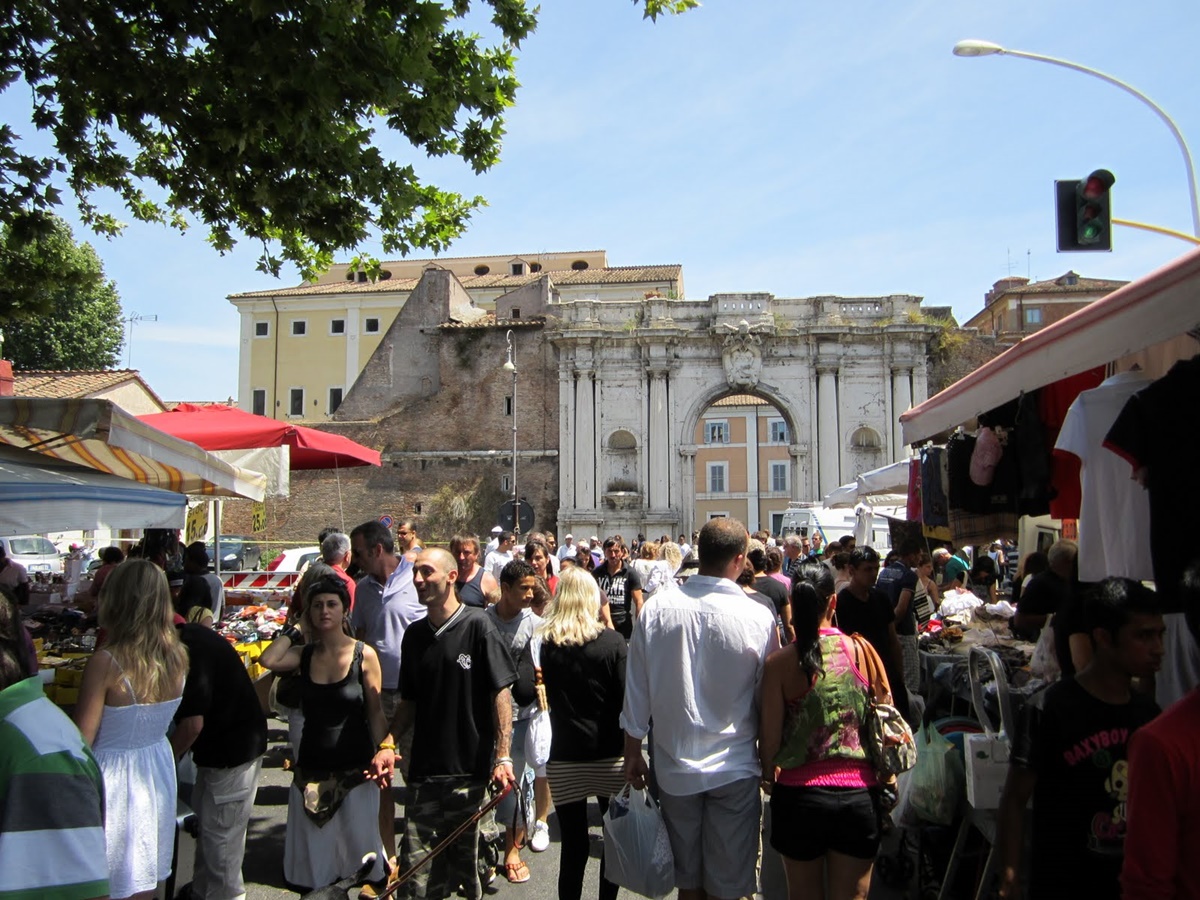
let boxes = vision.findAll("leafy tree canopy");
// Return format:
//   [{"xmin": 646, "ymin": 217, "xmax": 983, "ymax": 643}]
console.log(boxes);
[
  {"xmin": 0, "ymin": 215, "xmax": 124, "ymax": 370},
  {"xmin": 0, "ymin": 0, "xmax": 697, "ymax": 282}
]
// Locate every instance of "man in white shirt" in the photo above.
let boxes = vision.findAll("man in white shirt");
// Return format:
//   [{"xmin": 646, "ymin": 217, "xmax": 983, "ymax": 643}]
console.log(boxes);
[
  {"xmin": 556, "ymin": 534, "xmax": 575, "ymax": 562},
  {"xmin": 622, "ymin": 517, "xmax": 779, "ymax": 900},
  {"xmin": 484, "ymin": 531, "xmax": 516, "ymax": 581}
]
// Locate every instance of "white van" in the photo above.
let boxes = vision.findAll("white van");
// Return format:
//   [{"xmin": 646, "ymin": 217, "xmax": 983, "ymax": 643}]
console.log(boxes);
[
  {"xmin": 779, "ymin": 504, "xmax": 895, "ymax": 554},
  {"xmin": 0, "ymin": 534, "xmax": 64, "ymax": 574}
]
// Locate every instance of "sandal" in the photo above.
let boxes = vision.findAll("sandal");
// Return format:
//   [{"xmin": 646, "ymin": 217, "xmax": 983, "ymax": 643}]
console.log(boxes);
[{"xmin": 504, "ymin": 861, "xmax": 531, "ymax": 884}]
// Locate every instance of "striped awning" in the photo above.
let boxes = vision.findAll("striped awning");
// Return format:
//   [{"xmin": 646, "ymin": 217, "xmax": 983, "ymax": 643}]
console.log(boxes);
[{"xmin": 0, "ymin": 398, "xmax": 267, "ymax": 500}]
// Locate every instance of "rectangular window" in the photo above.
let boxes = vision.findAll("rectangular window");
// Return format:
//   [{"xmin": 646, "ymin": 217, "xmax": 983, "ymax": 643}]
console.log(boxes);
[
  {"xmin": 328, "ymin": 388, "xmax": 343, "ymax": 414},
  {"xmin": 705, "ymin": 420, "xmax": 730, "ymax": 444},
  {"xmin": 254, "ymin": 321, "xmax": 269, "ymax": 338},
  {"xmin": 330, "ymin": 318, "xmax": 346, "ymax": 335},
  {"xmin": 511, "ymin": 263, "xmax": 525, "ymax": 275},
  {"xmin": 1024, "ymin": 308, "xmax": 1043, "ymax": 326},
  {"xmin": 291, "ymin": 320, "xmax": 307, "ymax": 336},
  {"xmin": 364, "ymin": 317, "xmax": 380, "ymax": 333},
  {"xmin": 769, "ymin": 419, "xmax": 788, "ymax": 443},
  {"xmin": 771, "ymin": 462, "xmax": 788, "ymax": 493},
  {"xmin": 708, "ymin": 463, "xmax": 727, "ymax": 493},
  {"xmin": 501, "ymin": 475, "xmax": 511, "ymax": 493},
  {"xmin": 504, "ymin": 396, "xmax": 514, "ymax": 417},
  {"xmin": 511, "ymin": 307, "xmax": 521, "ymax": 319},
  {"xmin": 289, "ymin": 388, "xmax": 304, "ymax": 417},
  {"xmin": 251, "ymin": 389, "xmax": 266, "ymax": 417}
]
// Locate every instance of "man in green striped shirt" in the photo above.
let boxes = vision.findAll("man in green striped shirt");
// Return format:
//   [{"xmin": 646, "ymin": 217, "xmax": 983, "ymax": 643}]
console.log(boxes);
[{"xmin": 0, "ymin": 638, "xmax": 109, "ymax": 900}]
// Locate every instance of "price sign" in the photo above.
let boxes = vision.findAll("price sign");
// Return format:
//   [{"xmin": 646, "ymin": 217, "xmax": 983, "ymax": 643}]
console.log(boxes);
[
  {"xmin": 252, "ymin": 502, "xmax": 267, "ymax": 533},
  {"xmin": 185, "ymin": 503, "xmax": 209, "ymax": 544}
]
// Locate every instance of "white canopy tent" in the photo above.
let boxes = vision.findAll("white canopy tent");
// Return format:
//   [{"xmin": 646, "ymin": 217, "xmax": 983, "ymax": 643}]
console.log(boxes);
[
  {"xmin": 900, "ymin": 248, "xmax": 1200, "ymax": 446},
  {"xmin": 822, "ymin": 459, "xmax": 912, "ymax": 509},
  {"xmin": 0, "ymin": 443, "xmax": 186, "ymax": 536}
]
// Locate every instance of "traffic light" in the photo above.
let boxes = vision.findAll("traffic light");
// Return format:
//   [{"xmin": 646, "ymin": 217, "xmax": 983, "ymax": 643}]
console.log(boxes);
[{"xmin": 1056, "ymin": 169, "xmax": 1116, "ymax": 251}]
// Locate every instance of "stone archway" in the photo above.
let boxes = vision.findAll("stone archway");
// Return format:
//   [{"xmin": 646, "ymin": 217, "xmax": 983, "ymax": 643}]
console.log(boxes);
[
  {"xmin": 551, "ymin": 291, "xmax": 934, "ymax": 542},
  {"xmin": 678, "ymin": 383, "xmax": 807, "ymax": 537}
]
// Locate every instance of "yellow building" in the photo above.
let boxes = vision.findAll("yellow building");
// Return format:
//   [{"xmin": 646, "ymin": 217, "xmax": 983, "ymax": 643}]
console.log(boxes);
[
  {"xmin": 693, "ymin": 394, "xmax": 794, "ymax": 534},
  {"xmin": 228, "ymin": 250, "xmax": 682, "ymax": 421}
]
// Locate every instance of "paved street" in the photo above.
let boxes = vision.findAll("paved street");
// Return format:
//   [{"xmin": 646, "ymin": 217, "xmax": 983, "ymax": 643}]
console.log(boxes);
[
  {"xmin": 235, "ymin": 721, "xmax": 909, "ymax": 900},
  {"xmin": 240, "ymin": 721, "xmax": 595, "ymax": 900}
]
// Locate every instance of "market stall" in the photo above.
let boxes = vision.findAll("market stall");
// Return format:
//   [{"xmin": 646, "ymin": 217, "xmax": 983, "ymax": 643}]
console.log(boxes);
[
  {"xmin": 0, "ymin": 443, "xmax": 187, "ymax": 536},
  {"xmin": 883, "ymin": 249, "xmax": 1200, "ymax": 897}
]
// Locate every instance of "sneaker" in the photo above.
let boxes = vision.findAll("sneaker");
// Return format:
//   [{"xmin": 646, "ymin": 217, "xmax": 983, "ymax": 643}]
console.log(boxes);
[{"xmin": 529, "ymin": 820, "xmax": 550, "ymax": 852}]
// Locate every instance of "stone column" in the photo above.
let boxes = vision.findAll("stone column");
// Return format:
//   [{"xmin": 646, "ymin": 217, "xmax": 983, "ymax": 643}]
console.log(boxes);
[
  {"xmin": 679, "ymin": 446, "xmax": 697, "ymax": 539},
  {"xmin": 891, "ymin": 365, "xmax": 913, "ymax": 462},
  {"xmin": 647, "ymin": 368, "xmax": 670, "ymax": 510},
  {"xmin": 817, "ymin": 365, "xmax": 841, "ymax": 497},
  {"xmin": 575, "ymin": 368, "xmax": 596, "ymax": 512},
  {"xmin": 788, "ymin": 443, "xmax": 806, "ymax": 503},
  {"xmin": 560, "ymin": 364, "xmax": 577, "ymax": 510}
]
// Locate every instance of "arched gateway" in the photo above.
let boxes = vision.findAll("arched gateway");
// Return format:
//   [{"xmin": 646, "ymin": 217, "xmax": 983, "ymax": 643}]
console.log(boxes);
[{"xmin": 552, "ymin": 291, "xmax": 937, "ymax": 540}]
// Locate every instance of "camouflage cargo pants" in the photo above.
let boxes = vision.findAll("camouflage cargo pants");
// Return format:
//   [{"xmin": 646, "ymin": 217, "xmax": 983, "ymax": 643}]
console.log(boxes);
[{"xmin": 399, "ymin": 776, "xmax": 489, "ymax": 900}]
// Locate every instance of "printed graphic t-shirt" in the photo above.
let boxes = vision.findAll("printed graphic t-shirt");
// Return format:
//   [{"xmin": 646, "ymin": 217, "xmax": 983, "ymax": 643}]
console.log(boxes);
[
  {"xmin": 1012, "ymin": 677, "xmax": 1160, "ymax": 900},
  {"xmin": 594, "ymin": 564, "xmax": 643, "ymax": 639},
  {"xmin": 400, "ymin": 605, "xmax": 518, "ymax": 780}
]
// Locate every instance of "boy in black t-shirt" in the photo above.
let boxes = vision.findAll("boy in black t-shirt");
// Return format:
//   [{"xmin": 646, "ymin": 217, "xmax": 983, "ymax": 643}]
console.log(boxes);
[{"xmin": 996, "ymin": 578, "xmax": 1164, "ymax": 900}]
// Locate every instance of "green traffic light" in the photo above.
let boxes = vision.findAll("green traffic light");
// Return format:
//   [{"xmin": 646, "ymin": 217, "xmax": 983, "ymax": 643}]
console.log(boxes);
[{"xmin": 1080, "ymin": 221, "xmax": 1103, "ymax": 243}]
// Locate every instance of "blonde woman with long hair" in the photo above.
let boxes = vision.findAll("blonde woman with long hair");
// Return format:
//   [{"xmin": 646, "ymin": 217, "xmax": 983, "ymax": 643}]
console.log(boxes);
[
  {"xmin": 75, "ymin": 560, "xmax": 189, "ymax": 900},
  {"xmin": 514, "ymin": 567, "xmax": 627, "ymax": 900}
]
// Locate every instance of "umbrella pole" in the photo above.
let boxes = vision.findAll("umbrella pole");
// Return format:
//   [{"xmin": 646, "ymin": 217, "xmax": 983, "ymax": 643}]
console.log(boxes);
[
  {"xmin": 335, "ymin": 459, "xmax": 344, "ymax": 533},
  {"xmin": 214, "ymin": 501, "xmax": 222, "ymax": 575}
]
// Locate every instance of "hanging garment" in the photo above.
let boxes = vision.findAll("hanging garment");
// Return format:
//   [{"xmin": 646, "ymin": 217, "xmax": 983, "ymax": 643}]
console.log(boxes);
[{"xmin": 1054, "ymin": 371, "xmax": 1154, "ymax": 582}]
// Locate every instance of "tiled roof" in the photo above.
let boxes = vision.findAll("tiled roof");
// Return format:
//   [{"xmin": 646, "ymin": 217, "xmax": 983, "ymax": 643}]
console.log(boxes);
[
  {"xmin": 360, "ymin": 250, "xmax": 604, "ymax": 265},
  {"xmin": 999, "ymin": 273, "xmax": 1129, "ymax": 296},
  {"xmin": 712, "ymin": 394, "xmax": 771, "ymax": 407},
  {"xmin": 439, "ymin": 316, "xmax": 546, "ymax": 330},
  {"xmin": 13, "ymin": 369, "xmax": 162, "ymax": 404},
  {"xmin": 229, "ymin": 265, "xmax": 683, "ymax": 299}
]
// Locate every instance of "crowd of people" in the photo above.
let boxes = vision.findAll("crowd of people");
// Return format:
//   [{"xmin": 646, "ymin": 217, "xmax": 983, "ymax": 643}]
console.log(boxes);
[{"xmin": 0, "ymin": 515, "xmax": 1198, "ymax": 900}]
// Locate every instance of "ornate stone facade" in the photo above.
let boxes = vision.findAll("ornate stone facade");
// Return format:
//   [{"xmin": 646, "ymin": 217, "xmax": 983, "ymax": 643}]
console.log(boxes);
[{"xmin": 552, "ymin": 291, "xmax": 937, "ymax": 539}]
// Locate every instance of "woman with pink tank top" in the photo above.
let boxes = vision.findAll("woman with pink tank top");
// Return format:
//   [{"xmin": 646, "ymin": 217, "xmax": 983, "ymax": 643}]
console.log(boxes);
[{"xmin": 759, "ymin": 562, "xmax": 882, "ymax": 900}]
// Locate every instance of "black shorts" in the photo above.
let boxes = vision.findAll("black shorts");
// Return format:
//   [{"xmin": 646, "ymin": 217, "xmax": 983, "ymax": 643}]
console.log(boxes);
[{"xmin": 768, "ymin": 784, "xmax": 881, "ymax": 861}]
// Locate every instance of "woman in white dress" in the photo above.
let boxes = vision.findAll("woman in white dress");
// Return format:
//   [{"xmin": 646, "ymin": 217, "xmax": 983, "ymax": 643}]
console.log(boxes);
[{"xmin": 75, "ymin": 559, "xmax": 189, "ymax": 900}]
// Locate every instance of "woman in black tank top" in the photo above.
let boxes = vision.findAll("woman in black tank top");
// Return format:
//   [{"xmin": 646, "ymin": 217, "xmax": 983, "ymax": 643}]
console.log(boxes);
[{"xmin": 260, "ymin": 575, "xmax": 390, "ymax": 890}]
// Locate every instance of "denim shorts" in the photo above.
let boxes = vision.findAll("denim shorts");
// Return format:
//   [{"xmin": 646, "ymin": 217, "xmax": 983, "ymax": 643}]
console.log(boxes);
[{"xmin": 769, "ymin": 784, "xmax": 881, "ymax": 861}]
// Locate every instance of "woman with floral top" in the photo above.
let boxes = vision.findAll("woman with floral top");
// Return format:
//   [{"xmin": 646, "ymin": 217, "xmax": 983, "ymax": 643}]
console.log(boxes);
[{"xmin": 759, "ymin": 563, "xmax": 881, "ymax": 900}]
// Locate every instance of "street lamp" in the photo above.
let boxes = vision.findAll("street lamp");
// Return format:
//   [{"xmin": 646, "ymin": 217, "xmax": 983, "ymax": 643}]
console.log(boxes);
[
  {"xmin": 953, "ymin": 39, "xmax": 1200, "ymax": 237},
  {"xmin": 503, "ymin": 330, "xmax": 519, "ymax": 534}
]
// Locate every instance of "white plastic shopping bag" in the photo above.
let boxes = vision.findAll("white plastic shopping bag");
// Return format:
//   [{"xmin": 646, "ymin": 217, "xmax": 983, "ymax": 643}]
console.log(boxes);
[
  {"xmin": 524, "ymin": 636, "xmax": 552, "ymax": 769},
  {"xmin": 602, "ymin": 785, "xmax": 675, "ymax": 898}
]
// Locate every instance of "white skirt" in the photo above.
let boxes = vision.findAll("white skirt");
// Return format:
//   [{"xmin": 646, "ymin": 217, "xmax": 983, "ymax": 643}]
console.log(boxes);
[{"xmin": 283, "ymin": 779, "xmax": 386, "ymax": 890}]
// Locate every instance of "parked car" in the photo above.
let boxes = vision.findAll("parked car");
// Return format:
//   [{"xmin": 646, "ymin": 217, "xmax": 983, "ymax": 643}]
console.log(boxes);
[
  {"xmin": 0, "ymin": 535, "xmax": 65, "ymax": 575},
  {"xmin": 204, "ymin": 535, "xmax": 263, "ymax": 571},
  {"xmin": 266, "ymin": 546, "xmax": 321, "ymax": 572}
]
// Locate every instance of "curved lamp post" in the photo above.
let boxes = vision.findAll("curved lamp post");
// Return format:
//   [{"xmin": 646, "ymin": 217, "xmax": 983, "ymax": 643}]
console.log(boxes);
[
  {"xmin": 503, "ymin": 330, "xmax": 519, "ymax": 534},
  {"xmin": 953, "ymin": 39, "xmax": 1200, "ymax": 238}
]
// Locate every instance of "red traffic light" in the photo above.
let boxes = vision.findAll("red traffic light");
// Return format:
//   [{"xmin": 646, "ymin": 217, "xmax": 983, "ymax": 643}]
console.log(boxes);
[{"xmin": 1082, "ymin": 169, "xmax": 1116, "ymax": 199}]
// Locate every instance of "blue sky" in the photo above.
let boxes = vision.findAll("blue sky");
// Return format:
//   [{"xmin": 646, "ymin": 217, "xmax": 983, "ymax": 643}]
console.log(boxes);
[{"xmin": 4, "ymin": 0, "xmax": 1198, "ymax": 401}]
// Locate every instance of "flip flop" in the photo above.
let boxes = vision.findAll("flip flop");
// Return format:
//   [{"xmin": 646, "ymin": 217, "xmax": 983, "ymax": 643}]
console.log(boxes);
[{"xmin": 504, "ymin": 861, "xmax": 531, "ymax": 884}]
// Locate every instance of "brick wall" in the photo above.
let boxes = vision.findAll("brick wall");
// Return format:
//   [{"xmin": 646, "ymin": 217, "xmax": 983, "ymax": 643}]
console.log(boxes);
[{"xmin": 238, "ymin": 307, "xmax": 562, "ymax": 545}]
